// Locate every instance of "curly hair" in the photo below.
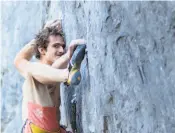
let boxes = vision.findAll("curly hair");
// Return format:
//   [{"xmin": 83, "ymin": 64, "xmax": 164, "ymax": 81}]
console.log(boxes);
[{"xmin": 35, "ymin": 26, "xmax": 64, "ymax": 59}]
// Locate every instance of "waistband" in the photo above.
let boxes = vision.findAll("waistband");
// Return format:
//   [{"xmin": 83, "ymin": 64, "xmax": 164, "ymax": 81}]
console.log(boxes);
[{"xmin": 27, "ymin": 102, "xmax": 59, "ymax": 131}]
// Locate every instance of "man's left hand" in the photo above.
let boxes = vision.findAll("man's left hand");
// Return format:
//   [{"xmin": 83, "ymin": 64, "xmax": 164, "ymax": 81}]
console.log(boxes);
[{"xmin": 67, "ymin": 39, "xmax": 86, "ymax": 59}]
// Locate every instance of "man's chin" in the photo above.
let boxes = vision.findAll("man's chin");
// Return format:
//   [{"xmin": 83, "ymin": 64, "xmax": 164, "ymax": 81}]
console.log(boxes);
[{"xmin": 55, "ymin": 56, "xmax": 61, "ymax": 60}]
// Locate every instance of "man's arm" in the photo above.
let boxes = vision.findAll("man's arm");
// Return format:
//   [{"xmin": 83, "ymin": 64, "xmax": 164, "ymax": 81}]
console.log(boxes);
[
  {"xmin": 52, "ymin": 39, "xmax": 86, "ymax": 69},
  {"xmin": 14, "ymin": 40, "xmax": 68, "ymax": 84},
  {"xmin": 51, "ymin": 52, "xmax": 70, "ymax": 69},
  {"xmin": 14, "ymin": 39, "xmax": 36, "ymax": 77}
]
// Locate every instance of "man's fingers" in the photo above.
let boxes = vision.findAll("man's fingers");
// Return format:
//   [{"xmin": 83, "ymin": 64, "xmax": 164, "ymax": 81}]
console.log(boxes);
[
  {"xmin": 71, "ymin": 39, "xmax": 86, "ymax": 44},
  {"xmin": 74, "ymin": 39, "xmax": 86, "ymax": 45},
  {"xmin": 80, "ymin": 39, "xmax": 86, "ymax": 44},
  {"xmin": 44, "ymin": 20, "xmax": 56, "ymax": 28},
  {"xmin": 51, "ymin": 20, "xmax": 61, "ymax": 27}
]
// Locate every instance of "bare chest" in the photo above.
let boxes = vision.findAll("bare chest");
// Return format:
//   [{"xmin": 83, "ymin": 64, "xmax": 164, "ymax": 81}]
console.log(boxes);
[{"xmin": 47, "ymin": 83, "xmax": 61, "ymax": 107}]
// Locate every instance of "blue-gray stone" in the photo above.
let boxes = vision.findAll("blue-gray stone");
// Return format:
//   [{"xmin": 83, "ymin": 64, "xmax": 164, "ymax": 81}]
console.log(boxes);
[{"xmin": 1, "ymin": 1, "xmax": 175, "ymax": 133}]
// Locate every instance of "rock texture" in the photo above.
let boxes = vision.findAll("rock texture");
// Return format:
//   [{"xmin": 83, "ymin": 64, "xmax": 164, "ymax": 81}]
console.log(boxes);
[{"xmin": 1, "ymin": 1, "xmax": 175, "ymax": 133}]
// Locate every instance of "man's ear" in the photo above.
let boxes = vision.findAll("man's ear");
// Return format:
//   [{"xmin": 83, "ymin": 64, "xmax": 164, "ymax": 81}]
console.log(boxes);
[{"xmin": 38, "ymin": 46, "xmax": 46, "ymax": 56}]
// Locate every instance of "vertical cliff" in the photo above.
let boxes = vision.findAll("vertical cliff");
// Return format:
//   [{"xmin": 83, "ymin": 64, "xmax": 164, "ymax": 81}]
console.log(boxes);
[
  {"xmin": 60, "ymin": 1, "xmax": 175, "ymax": 133},
  {"xmin": 1, "ymin": 1, "xmax": 175, "ymax": 133}
]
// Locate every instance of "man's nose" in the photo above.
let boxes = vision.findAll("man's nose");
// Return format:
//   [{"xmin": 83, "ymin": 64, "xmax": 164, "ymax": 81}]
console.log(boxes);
[{"xmin": 59, "ymin": 46, "xmax": 64, "ymax": 53}]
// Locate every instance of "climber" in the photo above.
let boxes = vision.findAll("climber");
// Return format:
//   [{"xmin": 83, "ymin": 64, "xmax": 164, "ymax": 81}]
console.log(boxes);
[{"xmin": 14, "ymin": 19, "xmax": 86, "ymax": 133}]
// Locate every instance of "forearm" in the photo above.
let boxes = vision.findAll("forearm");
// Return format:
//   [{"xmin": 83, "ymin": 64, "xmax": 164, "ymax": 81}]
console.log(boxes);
[
  {"xmin": 52, "ymin": 39, "xmax": 86, "ymax": 69},
  {"xmin": 29, "ymin": 62, "xmax": 69, "ymax": 84},
  {"xmin": 52, "ymin": 50, "xmax": 72, "ymax": 69},
  {"xmin": 15, "ymin": 39, "xmax": 36, "ymax": 61}
]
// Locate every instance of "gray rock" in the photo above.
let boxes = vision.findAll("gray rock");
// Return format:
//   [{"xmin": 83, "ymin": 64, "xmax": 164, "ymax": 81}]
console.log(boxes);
[{"xmin": 1, "ymin": 1, "xmax": 175, "ymax": 133}]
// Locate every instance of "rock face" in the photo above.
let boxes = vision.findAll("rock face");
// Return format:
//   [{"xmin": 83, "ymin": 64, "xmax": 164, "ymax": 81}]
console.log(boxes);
[{"xmin": 1, "ymin": 1, "xmax": 175, "ymax": 133}]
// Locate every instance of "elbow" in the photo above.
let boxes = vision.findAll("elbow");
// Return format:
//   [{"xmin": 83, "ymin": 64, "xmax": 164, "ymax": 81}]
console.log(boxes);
[
  {"xmin": 14, "ymin": 55, "xmax": 20, "ymax": 68},
  {"xmin": 14, "ymin": 52, "xmax": 24, "ymax": 67},
  {"xmin": 14, "ymin": 55, "xmax": 23, "ymax": 69},
  {"xmin": 14, "ymin": 56, "xmax": 18, "ymax": 68}
]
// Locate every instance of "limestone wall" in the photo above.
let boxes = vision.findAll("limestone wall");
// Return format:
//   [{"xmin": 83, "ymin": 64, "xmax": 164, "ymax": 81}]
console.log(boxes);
[{"xmin": 1, "ymin": 1, "xmax": 175, "ymax": 133}]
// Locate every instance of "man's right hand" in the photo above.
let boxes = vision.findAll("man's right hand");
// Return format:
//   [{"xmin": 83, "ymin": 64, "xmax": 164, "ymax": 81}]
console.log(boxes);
[{"xmin": 44, "ymin": 19, "xmax": 62, "ymax": 31}]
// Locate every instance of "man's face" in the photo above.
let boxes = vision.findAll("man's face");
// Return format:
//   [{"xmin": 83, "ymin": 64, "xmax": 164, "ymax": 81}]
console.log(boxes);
[{"xmin": 43, "ymin": 35, "xmax": 65, "ymax": 65}]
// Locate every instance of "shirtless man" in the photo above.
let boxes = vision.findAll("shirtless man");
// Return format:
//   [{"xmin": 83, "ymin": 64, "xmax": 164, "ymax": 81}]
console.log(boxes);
[{"xmin": 14, "ymin": 20, "xmax": 86, "ymax": 133}]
